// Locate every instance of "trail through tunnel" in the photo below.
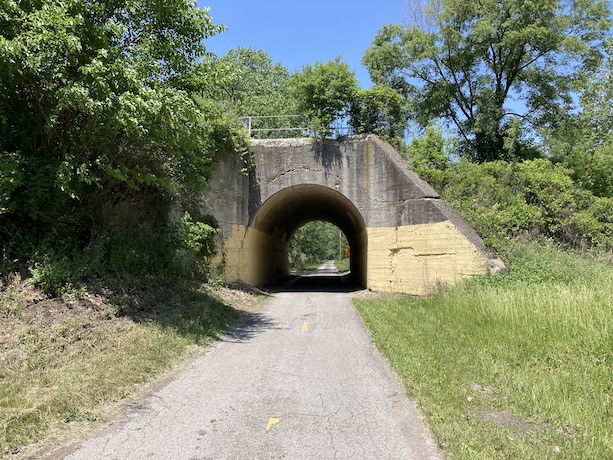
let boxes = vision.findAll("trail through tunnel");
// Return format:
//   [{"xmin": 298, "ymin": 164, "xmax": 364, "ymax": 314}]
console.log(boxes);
[{"xmin": 248, "ymin": 184, "xmax": 367, "ymax": 288}]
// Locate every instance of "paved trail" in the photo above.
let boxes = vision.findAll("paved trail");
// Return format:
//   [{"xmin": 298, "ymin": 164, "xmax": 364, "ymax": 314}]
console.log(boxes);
[{"xmin": 64, "ymin": 268, "xmax": 443, "ymax": 459}]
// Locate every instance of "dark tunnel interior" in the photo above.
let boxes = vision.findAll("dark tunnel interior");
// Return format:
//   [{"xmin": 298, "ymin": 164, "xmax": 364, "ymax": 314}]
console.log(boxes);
[{"xmin": 248, "ymin": 184, "xmax": 368, "ymax": 289}]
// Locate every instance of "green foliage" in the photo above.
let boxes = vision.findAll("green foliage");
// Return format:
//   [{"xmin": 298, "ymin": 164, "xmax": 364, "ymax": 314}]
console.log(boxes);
[
  {"xmin": 212, "ymin": 48, "xmax": 303, "ymax": 138},
  {"xmin": 491, "ymin": 240, "xmax": 611, "ymax": 285},
  {"xmin": 28, "ymin": 255, "xmax": 85, "ymax": 297},
  {"xmin": 215, "ymin": 47, "xmax": 294, "ymax": 116},
  {"xmin": 406, "ymin": 122, "xmax": 454, "ymax": 190},
  {"xmin": 545, "ymin": 49, "xmax": 613, "ymax": 198},
  {"xmin": 0, "ymin": 1, "xmax": 247, "ymax": 290},
  {"xmin": 290, "ymin": 57, "xmax": 359, "ymax": 137},
  {"xmin": 363, "ymin": 0, "xmax": 611, "ymax": 162},
  {"xmin": 557, "ymin": 142, "xmax": 613, "ymax": 199},
  {"xmin": 289, "ymin": 221, "xmax": 348, "ymax": 270},
  {"xmin": 0, "ymin": 283, "xmax": 26, "ymax": 319},
  {"xmin": 172, "ymin": 212, "xmax": 221, "ymax": 279},
  {"xmin": 434, "ymin": 159, "xmax": 613, "ymax": 251},
  {"xmin": 176, "ymin": 213, "xmax": 219, "ymax": 256},
  {"xmin": 405, "ymin": 124, "xmax": 612, "ymax": 255},
  {"xmin": 349, "ymin": 85, "xmax": 408, "ymax": 148}
]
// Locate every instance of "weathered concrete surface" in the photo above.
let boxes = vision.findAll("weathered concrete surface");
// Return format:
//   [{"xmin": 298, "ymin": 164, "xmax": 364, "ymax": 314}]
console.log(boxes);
[
  {"xmin": 367, "ymin": 222, "xmax": 489, "ymax": 295},
  {"xmin": 206, "ymin": 135, "xmax": 495, "ymax": 295}
]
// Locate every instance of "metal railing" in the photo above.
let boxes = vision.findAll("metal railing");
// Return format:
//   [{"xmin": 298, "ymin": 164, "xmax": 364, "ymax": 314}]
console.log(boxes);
[
  {"xmin": 241, "ymin": 115, "xmax": 352, "ymax": 139},
  {"xmin": 241, "ymin": 115, "xmax": 310, "ymax": 138}
]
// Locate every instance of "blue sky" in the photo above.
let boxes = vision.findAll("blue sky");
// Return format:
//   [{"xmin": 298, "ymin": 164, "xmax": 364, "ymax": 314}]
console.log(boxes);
[{"xmin": 197, "ymin": 1, "xmax": 406, "ymax": 88}]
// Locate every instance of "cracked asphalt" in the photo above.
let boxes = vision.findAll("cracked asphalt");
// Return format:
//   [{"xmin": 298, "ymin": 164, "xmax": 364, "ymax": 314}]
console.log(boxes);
[{"xmin": 64, "ymin": 264, "xmax": 443, "ymax": 459}]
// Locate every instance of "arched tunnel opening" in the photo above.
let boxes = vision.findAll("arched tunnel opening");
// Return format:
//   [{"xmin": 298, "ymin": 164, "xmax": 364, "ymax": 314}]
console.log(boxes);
[{"xmin": 248, "ymin": 184, "xmax": 367, "ymax": 290}]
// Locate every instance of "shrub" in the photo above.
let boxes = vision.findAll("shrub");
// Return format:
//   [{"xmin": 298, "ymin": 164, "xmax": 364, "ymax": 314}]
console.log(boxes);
[{"xmin": 430, "ymin": 159, "xmax": 612, "ymax": 251}]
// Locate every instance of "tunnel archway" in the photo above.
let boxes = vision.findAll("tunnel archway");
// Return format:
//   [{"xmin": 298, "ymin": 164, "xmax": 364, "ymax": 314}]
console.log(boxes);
[
  {"xmin": 247, "ymin": 184, "xmax": 368, "ymax": 287},
  {"xmin": 208, "ymin": 136, "xmax": 495, "ymax": 294}
]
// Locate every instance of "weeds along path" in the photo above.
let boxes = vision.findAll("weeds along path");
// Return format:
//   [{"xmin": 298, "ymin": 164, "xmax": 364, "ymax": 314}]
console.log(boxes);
[{"xmin": 61, "ymin": 288, "xmax": 442, "ymax": 460}]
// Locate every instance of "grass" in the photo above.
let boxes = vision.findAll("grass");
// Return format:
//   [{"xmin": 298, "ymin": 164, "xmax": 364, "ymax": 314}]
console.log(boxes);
[
  {"xmin": 354, "ymin": 242, "xmax": 613, "ymax": 459},
  {"xmin": 334, "ymin": 258, "xmax": 350, "ymax": 272},
  {"xmin": 0, "ymin": 276, "xmax": 250, "ymax": 458}
]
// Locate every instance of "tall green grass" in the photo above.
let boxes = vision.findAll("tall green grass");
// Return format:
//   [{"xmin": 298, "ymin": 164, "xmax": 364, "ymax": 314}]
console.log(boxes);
[{"xmin": 354, "ymin": 243, "xmax": 613, "ymax": 459}]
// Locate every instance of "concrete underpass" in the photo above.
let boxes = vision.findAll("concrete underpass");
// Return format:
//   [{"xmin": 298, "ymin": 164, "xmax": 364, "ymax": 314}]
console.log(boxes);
[{"xmin": 206, "ymin": 135, "xmax": 497, "ymax": 295}]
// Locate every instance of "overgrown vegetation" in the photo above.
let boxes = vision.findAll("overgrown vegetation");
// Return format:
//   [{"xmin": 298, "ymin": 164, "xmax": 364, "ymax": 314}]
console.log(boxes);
[
  {"xmin": 0, "ymin": 1, "xmax": 247, "ymax": 290},
  {"xmin": 355, "ymin": 242, "xmax": 613, "ymax": 459},
  {"xmin": 408, "ymin": 124, "xmax": 613, "ymax": 253},
  {"xmin": 408, "ymin": 131, "xmax": 613, "ymax": 253}
]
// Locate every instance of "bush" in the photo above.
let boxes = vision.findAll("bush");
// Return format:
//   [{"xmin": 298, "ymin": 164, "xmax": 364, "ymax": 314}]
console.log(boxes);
[
  {"xmin": 172, "ymin": 212, "xmax": 221, "ymax": 279},
  {"xmin": 426, "ymin": 159, "xmax": 613, "ymax": 251},
  {"xmin": 0, "ymin": 1, "xmax": 247, "ymax": 293}
]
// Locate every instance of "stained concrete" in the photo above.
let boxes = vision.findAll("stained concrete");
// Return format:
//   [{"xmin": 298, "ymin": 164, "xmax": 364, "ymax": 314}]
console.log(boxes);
[{"xmin": 206, "ymin": 135, "xmax": 498, "ymax": 294}]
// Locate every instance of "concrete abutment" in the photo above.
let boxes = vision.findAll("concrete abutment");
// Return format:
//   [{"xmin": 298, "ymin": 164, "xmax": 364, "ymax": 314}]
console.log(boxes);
[{"xmin": 206, "ymin": 135, "xmax": 497, "ymax": 295}]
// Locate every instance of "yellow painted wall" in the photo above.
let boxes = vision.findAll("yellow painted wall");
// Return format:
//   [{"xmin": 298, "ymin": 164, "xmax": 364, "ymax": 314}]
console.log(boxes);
[
  {"xmin": 214, "ymin": 224, "xmax": 287, "ymax": 287},
  {"xmin": 212, "ymin": 224, "xmax": 245, "ymax": 282},
  {"xmin": 366, "ymin": 221, "xmax": 488, "ymax": 295},
  {"xmin": 216, "ymin": 220, "xmax": 489, "ymax": 295}
]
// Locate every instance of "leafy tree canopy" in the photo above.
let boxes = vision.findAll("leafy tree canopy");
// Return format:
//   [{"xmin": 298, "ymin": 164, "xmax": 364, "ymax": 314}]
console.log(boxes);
[
  {"xmin": 214, "ymin": 47, "xmax": 294, "ymax": 116},
  {"xmin": 349, "ymin": 84, "xmax": 408, "ymax": 148},
  {"xmin": 0, "ymin": 0, "xmax": 246, "ymax": 282},
  {"xmin": 290, "ymin": 57, "xmax": 359, "ymax": 137},
  {"xmin": 211, "ymin": 47, "xmax": 303, "ymax": 137},
  {"xmin": 363, "ymin": 0, "xmax": 612, "ymax": 162},
  {"xmin": 544, "ymin": 42, "xmax": 613, "ymax": 198},
  {"xmin": 0, "ymin": 0, "xmax": 224, "ymax": 194}
]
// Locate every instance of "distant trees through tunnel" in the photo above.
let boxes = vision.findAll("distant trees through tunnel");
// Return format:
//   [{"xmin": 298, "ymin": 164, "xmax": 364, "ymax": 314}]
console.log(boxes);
[{"xmin": 288, "ymin": 221, "xmax": 349, "ymax": 272}]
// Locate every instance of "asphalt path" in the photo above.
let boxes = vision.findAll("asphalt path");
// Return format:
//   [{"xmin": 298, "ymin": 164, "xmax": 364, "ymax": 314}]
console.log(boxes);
[{"xmin": 63, "ymin": 263, "xmax": 443, "ymax": 459}]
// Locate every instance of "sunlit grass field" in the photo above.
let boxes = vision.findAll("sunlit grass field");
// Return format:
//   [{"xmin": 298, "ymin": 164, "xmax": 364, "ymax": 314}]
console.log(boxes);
[{"xmin": 355, "ymin": 243, "xmax": 613, "ymax": 459}]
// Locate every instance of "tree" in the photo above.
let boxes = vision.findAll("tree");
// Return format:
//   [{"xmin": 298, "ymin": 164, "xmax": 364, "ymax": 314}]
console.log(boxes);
[
  {"xmin": 349, "ymin": 85, "xmax": 408, "ymax": 148},
  {"xmin": 0, "ymin": 0, "xmax": 245, "ymax": 283},
  {"xmin": 363, "ymin": 0, "xmax": 611, "ymax": 163},
  {"xmin": 290, "ymin": 57, "xmax": 359, "ymax": 137},
  {"xmin": 545, "ymin": 44, "xmax": 613, "ymax": 198},
  {"xmin": 212, "ymin": 48, "xmax": 300, "ymax": 138},
  {"xmin": 405, "ymin": 121, "xmax": 454, "ymax": 190},
  {"xmin": 215, "ymin": 48, "xmax": 294, "ymax": 115}
]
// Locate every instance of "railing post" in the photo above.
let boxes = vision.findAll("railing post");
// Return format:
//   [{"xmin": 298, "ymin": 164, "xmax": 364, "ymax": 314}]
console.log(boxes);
[{"xmin": 239, "ymin": 115, "xmax": 329, "ymax": 138}]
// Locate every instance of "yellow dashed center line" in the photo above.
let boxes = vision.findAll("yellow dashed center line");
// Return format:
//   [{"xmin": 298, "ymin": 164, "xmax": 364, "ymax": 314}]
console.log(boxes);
[
  {"xmin": 266, "ymin": 417, "xmax": 280, "ymax": 431},
  {"xmin": 302, "ymin": 321, "xmax": 309, "ymax": 332}
]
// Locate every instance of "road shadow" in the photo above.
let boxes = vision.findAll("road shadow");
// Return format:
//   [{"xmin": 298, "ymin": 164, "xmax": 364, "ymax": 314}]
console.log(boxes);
[
  {"xmin": 263, "ymin": 272, "xmax": 363, "ymax": 293},
  {"xmin": 221, "ymin": 310, "xmax": 278, "ymax": 343}
]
